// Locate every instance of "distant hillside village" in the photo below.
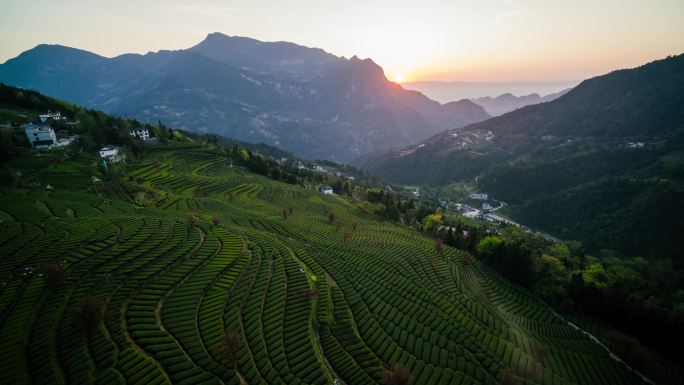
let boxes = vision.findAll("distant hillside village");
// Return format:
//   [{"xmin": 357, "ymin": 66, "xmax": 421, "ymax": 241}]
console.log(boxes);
[
  {"xmin": 13, "ymin": 108, "xmax": 372, "ymax": 197},
  {"xmin": 20, "ymin": 111, "xmax": 156, "ymax": 165}
]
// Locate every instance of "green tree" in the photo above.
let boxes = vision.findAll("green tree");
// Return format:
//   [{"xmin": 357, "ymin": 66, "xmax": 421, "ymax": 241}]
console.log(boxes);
[
  {"xmin": 583, "ymin": 263, "xmax": 609, "ymax": 289},
  {"xmin": 343, "ymin": 180, "xmax": 352, "ymax": 195},
  {"xmin": 476, "ymin": 236, "xmax": 504, "ymax": 261},
  {"xmin": 424, "ymin": 211, "xmax": 443, "ymax": 235},
  {"xmin": 533, "ymin": 254, "xmax": 568, "ymax": 301}
]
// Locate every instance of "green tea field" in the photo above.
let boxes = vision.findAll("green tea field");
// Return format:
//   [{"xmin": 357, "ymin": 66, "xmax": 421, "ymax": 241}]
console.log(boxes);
[{"xmin": 0, "ymin": 145, "xmax": 649, "ymax": 385}]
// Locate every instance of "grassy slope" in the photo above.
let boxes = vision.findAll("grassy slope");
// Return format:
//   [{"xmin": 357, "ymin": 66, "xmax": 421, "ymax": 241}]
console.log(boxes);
[{"xmin": 0, "ymin": 144, "xmax": 651, "ymax": 385}]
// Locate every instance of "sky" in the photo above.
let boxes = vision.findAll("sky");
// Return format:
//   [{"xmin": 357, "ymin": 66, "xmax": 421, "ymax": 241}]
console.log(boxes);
[{"xmin": 1, "ymin": 0, "xmax": 683, "ymax": 83}]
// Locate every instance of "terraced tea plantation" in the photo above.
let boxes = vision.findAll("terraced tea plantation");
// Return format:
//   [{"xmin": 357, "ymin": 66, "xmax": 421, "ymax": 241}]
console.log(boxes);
[{"xmin": 0, "ymin": 145, "xmax": 648, "ymax": 384}]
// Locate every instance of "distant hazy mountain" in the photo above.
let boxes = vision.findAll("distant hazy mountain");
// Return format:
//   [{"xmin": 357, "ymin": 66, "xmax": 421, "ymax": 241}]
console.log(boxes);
[
  {"xmin": 470, "ymin": 89, "xmax": 570, "ymax": 116},
  {"xmin": 358, "ymin": 54, "xmax": 684, "ymax": 258},
  {"xmin": 403, "ymin": 80, "xmax": 578, "ymax": 103},
  {"xmin": 0, "ymin": 33, "xmax": 490, "ymax": 161}
]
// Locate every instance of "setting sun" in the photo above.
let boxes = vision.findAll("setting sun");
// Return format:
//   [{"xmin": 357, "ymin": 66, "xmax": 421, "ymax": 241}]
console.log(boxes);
[{"xmin": 392, "ymin": 74, "xmax": 405, "ymax": 83}]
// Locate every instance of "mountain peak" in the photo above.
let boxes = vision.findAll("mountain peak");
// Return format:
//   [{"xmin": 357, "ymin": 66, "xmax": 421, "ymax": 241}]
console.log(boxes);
[
  {"xmin": 193, "ymin": 33, "xmax": 261, "ymax": 51},
  {"xmin": 2, "ymin": 43, "xmax": 104, "ymax": 66},
  {"xmin": 495, "ymin": 92, "xmax": 516, "ymax": 101},
  {"xmin": 206, "ymin": 31, "xmax": 230, "ymax": 39}
]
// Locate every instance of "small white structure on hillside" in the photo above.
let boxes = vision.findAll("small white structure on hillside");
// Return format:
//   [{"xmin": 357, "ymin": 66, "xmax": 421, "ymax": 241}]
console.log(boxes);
[
  {"xmin": 99, "ymin": 145, "xmax": 121, "ymax": 163},
  {"xmin": 24, "ymin": 124, "xmax": 57, "ymax": 148},
  {"xmin": 129, "ymin": 128, "xmax": 151, "ymax": 141},
  {"xmin": 469, "ymin": 192, "xmax": 488, "ymax": 200},
  {"xmin": 321, "ymin": 186, "xmax": 334, "ymax": 195},
  {"xmin": 39, "ymin": 111, "xmax": 62, "ymax": 122},
  {"xmin": 482, "ymin": 202, "xmax": 493, "ymax": 210}
]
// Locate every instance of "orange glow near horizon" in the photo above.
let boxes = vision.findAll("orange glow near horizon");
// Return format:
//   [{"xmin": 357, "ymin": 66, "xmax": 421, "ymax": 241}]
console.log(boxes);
[{"xmin": 391, "ymin": 74, "xmax": 406, "ymax": 83}]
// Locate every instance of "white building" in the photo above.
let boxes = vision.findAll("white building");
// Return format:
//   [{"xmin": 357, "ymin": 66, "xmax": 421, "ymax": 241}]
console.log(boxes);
[
  {"xmin": 482, "ymin": 202, "xmax": 493, "ymax": 210},
  {"xmin": 24, "ymin": 124, "xmax": 57, "ymax": 148},
  {"xmin": 129, "ymin": 128, "xmax": 151, "ymax": 141},
  {"xmin": 321, "ymin": 186, "xmax": 334, "ymax": 195},
  {"xmin": 99, "ymin": 145, "xmax": 120, "ymax": 163},
  {"xmin": 39, "ymin": 111, "xmax": 62, "ymax": 122},
  {"xmin": 469, "ymin": 192, "xmax": 489, "ymax": 200}
]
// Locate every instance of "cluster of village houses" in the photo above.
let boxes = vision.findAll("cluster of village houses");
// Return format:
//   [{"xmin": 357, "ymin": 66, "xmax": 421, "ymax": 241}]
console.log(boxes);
[
  {"xmin": 98, "ymin": 128, "xmax": 152, "ymax": 163},
  {"xmin": 25, "ymin": 111, "xmax": 352, "ymax": 196},
  {"xmin": 23, "ymin": 110, "xmax": 153, "ymax": 164},
  {"xmin": 23, "ymin": 111, "xmax": 76, "ymax": 149}
]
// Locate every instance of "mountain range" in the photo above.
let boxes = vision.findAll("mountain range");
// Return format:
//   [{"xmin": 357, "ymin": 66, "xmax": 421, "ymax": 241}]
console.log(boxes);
[
  {"xmin": 470, "ymin": 89, "xmax": 570, "ymax": 116},
  {"xmin": 358, "ymin": 54, "xmax": 684, "ymax": 258},
  {"xmin": 403, "ymin": 80, "xmax": 578, "ymax": 103},
  {"xmin": 0, "ymin": 33, "xmax": 490, "ymax": 161}
]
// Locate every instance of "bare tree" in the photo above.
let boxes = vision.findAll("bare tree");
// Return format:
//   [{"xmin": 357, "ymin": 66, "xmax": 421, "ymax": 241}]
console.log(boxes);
[
  {"xmin": 212, "ymin": 215, "xmax": 221, "ymax": 226},
  {"xmin": 216, "ymin": 329, "xmax": 242, "ymax": 370},
  {"xmin": 72, "ymin": 296, "xmax": 104, "ymax": 332},
  {"xmin": 434, "ymin": 239, "xmax": 444, "ymax": 254},
  {"xmin": 301, "ymin": 287, "xmax": 320, "ymax": 301},
  {"xmin": 42, "ymin": 262, "xmax": 67, "ymax": 292},
  {"xmin": 498, "ymin": 368, "xmax": 518, "ymax": 385},
  {"xmin": 187, "ymin": 215, "xmax": 197, "ymax": 228},
  {"xmin": 461, "ymin": 251, "xmax": 472, "ymax": 265},
  {"xmin": 382, "ymin": 363, "xmax": 411, "ymax": 385},
  {"xmin": 533, "ymin": 342, "xmax": 549, "ymax": 363}
]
